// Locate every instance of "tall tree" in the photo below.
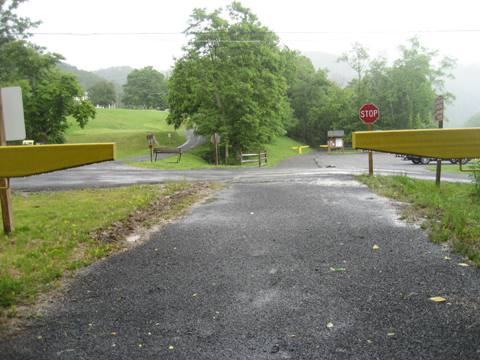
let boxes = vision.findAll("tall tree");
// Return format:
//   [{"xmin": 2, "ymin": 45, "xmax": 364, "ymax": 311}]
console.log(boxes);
[
  {"xmin": 122, "ymin": 66, "xmax": 168, "ymax": 109},
  {"xmin": 285, "ymin": 51, "xmax": 355, "ymax": 145},
  {"xmin": 0, "ymin": 1, "xmax": 95, "ymax": 143},
  {"xmin": 338, "ymin": 43, "xmax": 370, "ymax": 105},
  {"xmin": 168, "ymin": 2, "xmax": 292, "ymax": 157},
  {"xmin": 88, "ymin": 80, "xmax": 116, "ymax": 107},
  {"xmin": 341, "ymin": 38, "xmax": 455, "ymax": 130},
  {"xmin": 0, "ymin": 0, "xmax": 39, "ymax": 45}
]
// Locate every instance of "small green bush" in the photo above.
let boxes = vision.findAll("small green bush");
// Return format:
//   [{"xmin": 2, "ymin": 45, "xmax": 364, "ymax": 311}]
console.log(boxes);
[{"xmin": 470, "ymin": 161, "xmax": 480, "ymax": 197}]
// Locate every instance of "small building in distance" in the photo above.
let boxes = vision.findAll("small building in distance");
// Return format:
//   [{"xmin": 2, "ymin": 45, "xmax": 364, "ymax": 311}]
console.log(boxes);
[{"xmin": 327, "ymin": 130, "xmax": 345, "ymax": 152}]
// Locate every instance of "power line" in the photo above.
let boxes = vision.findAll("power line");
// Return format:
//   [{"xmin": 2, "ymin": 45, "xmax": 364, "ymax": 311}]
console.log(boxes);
[{"xmin": 29, "ymin": 29, "xmax": 480, "ymax": 36}]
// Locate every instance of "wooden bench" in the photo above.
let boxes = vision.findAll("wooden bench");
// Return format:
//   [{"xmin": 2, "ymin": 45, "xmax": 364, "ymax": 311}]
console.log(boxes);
[
  {"xmin": 147, "ymin": 133, "xmax": 183, "ymax": 163},
  {"xmin": 152, "ymin": 147, "xmax": 182, "ymax": 162}
]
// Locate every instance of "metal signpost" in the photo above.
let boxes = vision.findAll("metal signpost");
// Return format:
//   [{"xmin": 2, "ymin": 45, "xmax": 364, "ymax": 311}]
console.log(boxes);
[
  {"xmin": 0, "ymin": 86, "xmax": 116, "ymax": 234},
  {"xmin": 0, "ymin": 87, "xmax": 26, "ymax": 233},
  {"xmin": 359, "ymin": 103, "xmax": 380, "ymax": 176},
  {"xmin": 434, "ymin": 96, "xmax": 444, "ymax": 186}
]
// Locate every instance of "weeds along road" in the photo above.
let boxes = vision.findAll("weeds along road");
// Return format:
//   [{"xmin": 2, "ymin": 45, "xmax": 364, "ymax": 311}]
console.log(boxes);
[
  {"xmin": 11, "ymin": 152, "xmax": 470, "ymax": 191},
  {"xmin": 2, "ymin": 173, "xmax": 479, "ymax": 359}
]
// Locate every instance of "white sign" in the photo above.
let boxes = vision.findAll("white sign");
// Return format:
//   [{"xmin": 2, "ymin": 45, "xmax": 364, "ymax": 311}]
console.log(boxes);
[
  {"xmin": 1, "ymin": 87, "xmax": 26, "ymax": 141},
  {"xmin": 210, "ymin": 133, "xmax": 221, "ymax": 144}
]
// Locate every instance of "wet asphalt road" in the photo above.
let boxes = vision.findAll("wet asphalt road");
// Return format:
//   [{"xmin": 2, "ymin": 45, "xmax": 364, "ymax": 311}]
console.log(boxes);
[
  {"xmin": 11, "ymin": 152, "xmax": 470, "ymax": 192},
  {"xmin": 2, "ymin": 173, "xmax": 479, "ymax": 359}
]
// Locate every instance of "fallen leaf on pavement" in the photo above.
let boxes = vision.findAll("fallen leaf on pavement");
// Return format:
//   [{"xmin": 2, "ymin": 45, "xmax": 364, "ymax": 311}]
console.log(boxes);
[
  {"xmin": 326, "ymin": 322, "xmax": 334, "ymax": 329},
  {"xmin": 372, "ymin": 244, "xmax": 380, "ymax": 250},
  {"xmin": 430, "ymin": 296, "xmax": 447, "ymax": 303}
]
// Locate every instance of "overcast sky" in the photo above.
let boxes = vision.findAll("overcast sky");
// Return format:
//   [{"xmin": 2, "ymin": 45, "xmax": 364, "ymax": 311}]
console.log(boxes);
[{"xmin": 17, "ymin": 0, "xmax": 480, "ymax": 71}]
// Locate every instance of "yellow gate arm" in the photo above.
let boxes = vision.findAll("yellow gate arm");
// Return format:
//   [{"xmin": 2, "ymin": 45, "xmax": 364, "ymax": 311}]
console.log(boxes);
[
  {"xmin": 292, "ymin": 145, "xmax": 310, "ymax": 154},
  {"xmin": 0, "ymin": 143, "xmax": 116, "ymax": 177},
  {"xmin": 352, "ymin": 128, "xmax": 480, "ymax": 159}
]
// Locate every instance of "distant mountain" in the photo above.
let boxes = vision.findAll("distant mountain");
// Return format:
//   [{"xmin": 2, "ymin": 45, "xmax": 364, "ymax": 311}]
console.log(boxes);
[
  {"xmin": 57, "ymin": 64, "xmax": 134, "ymax": 101},
  {"xmin": 57, "ymin": 62, "xmax": 105, "ymax": 91},
  {"xmin": 93, "ymin": 66, "xmax": 134, "ymax": 86}
]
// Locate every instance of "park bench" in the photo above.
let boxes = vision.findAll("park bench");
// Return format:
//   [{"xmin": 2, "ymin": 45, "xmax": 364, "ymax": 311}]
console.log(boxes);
[{"xmin": 146, "ymin": 133, "xmax": 183, "ymax": 163}]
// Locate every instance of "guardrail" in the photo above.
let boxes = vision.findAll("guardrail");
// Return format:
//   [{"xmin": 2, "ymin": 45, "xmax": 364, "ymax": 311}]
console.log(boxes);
[{"xmin": 241, "ymin": 151, "xmax": 267, "ymax": 167}]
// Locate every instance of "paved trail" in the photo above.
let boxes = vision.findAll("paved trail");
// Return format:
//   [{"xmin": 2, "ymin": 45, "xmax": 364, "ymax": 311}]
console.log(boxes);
[{"xmin": 2, "ymin": 174, "xmax": 479, "ymax": 359}]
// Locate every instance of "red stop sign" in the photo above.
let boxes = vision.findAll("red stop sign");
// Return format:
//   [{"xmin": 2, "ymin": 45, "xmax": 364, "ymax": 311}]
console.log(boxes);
[{"xmin": 359, "ymin": 103, "xmax": 380, "ymax": 125}]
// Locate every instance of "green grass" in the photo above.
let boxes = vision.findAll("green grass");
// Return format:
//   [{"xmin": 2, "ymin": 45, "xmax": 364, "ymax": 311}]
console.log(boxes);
[
  {"xmin": 358, "ymin": 175, "xmax": 480, "ymax": 266},
  {"xmin": 66, "ymin": 108, "xmax": 185, "ymax": 159},
  {"xmin": 426, "ymin": 161, "xmax": 479, "ymax": 174},
  {"xmin": 131, "ymin": 136, "xmax": 312, "ymax": 170},
  {"xmin": 0, "ymin": 183, "xmax": 199, "ymax": 317}
]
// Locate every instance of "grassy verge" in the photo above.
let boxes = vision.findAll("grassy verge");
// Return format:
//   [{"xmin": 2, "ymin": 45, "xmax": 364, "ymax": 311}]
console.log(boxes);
[
  {"xmin": 131, "ymin": 136, "xmax": 312, "ymax": 170},
  {"xmin": 358, "ymin": 175, "xmax": 480, "ymax": 266},
  {"xmin": 426, "ymin": 162, "xmax": 479, "ymax": 174},
  {"xmin": 0, "ymin": 183, "xmax": 212, "ymax": 324},
  {"xmin": 66, "ymin": 108, "xmax": 185, "ymax": 159}
]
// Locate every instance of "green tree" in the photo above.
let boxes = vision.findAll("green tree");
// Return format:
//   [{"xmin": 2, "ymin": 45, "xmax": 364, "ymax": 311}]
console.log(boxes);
[
  {"xmin": 338, "ymin": 43, "xmax": 370, "ymax": 105},
  {"xmin": 0, "ymin": 0, "xmax": 39, "ymax": 45},
  {"xmin": 168, "ymin": 2, "xmax": 292, "ymax": 158},
  {"xmin": 285, "ymin": 51, "xmax": 355, "ymax": 145},
  {"xmin": 342, "ymin": 38, "xmax": 455, "ymax": 131},
  {"xmin": 0, "ymin": 3, "xmax": 95, "ymax": 143},
  {"xmin": 88, "ymin": 80, "xmax": 116, "ymax": 107},
  {"xmin": 122, "ymin": 66, "xmax": 167, "ymax": 109}
]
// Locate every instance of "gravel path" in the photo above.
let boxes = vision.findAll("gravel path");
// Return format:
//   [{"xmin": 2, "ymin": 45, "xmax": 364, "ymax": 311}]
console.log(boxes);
[{"xmin": 2, "ymin": 174, "xmax": 479, "ymax": 359}]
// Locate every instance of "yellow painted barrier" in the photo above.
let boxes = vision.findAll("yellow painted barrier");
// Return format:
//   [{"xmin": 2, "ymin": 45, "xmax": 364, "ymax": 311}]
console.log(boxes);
[
  {"xmin": 291, "ymin": 145, "xmax": 310, "ymax": 154},
  {"xmin": 352, "ymin": 128, "xmax": 480, "ymax": 159},
  {"xmin": 0, "ymin": 143, "xmax": 116, "ymax": 177}
]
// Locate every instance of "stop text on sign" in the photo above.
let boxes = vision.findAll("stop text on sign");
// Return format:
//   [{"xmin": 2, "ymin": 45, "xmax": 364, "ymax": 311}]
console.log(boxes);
[{"xmin": 359, "ymin": 103, "xmax": 380, "ymax": 125}]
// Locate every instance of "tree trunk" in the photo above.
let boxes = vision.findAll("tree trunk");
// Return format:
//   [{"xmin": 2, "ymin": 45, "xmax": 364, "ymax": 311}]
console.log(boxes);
[{"xmin": 224, "ymin": 139, "xmax": 229, "ymax": 164}]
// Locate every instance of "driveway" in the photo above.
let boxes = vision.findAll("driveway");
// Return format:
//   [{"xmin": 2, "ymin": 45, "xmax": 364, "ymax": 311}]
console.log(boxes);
[{"xmin": 2, "ymin": 173, "xmax": 479, "ymax": 359}]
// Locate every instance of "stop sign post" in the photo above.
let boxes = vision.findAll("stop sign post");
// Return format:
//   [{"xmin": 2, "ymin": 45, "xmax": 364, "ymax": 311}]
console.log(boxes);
[{"xmin": 359, "ymin": 103, "xmax": 380, "ymax": 176}]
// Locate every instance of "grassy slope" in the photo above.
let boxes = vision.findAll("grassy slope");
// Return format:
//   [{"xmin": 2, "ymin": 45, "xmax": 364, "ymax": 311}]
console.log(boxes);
[
  {"xmin": 359, "ymin": 175, "xmax": 480, "ymax": 266},
  {"xmin": 0, "ymin": 183, "xmax": 203, "ymax": 316},
  {"xmin": 132, "ymin": 136, "xmax": 312, "ymax": 170},
  {"xmin": 66, "ymin": 109, "xmax": 185, "ymax": 159}
]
